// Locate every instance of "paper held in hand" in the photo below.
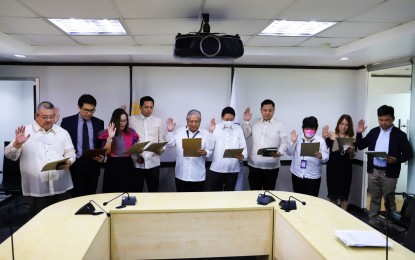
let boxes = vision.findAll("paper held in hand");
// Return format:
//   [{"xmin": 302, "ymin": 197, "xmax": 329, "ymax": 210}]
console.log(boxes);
[
  {"xmin": 300, "ymin": 142, "xmax": 320, "ymax": 157},
  {"xmin": 365, "ymin": 151, "xmax": 388, "ymax": 159},
  {"xmin": 335, "ymin": 137, "xmax": 355, "ymax": 151},
  {"xmin": 41, "ymin": 158, "xmax": 70, "ymax": 171},
  {"xmin": 144, "ymin": 141, "xmax": 168, "ymax": 153},
  {"xmin": 257, "ymin": 147, "xmax": 279, "ymax": 157},
  {"xmin": 81, "ymin": 149, "xmax": 106, "ymax": 159},
  {"xmin": 223, "ymin": 148, "xmax": 244, "ymax": 158},
  {"xmin": 182, "ymin": 138, "xmax": 202, "ymax": 157},
  {"xmin": 125, "ymin": 141, "xmax": 150, "ymax": 154}
]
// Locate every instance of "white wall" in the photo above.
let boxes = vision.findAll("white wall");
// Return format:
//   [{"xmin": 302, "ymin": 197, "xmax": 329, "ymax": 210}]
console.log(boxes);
[{"xmin": 0, "ymin": 80, "xmax": 35, "ymax": 172}]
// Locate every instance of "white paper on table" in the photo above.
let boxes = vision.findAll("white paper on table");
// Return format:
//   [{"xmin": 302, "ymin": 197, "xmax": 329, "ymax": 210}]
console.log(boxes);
[{"xmin": 335, "ymin": 230, "xmax": 392, "ymax": 247}]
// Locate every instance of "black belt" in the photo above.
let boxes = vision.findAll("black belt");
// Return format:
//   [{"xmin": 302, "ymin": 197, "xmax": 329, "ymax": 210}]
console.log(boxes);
[{"xmin": 373, "ymin": 166, "xmax": 387, "ymax": 170}]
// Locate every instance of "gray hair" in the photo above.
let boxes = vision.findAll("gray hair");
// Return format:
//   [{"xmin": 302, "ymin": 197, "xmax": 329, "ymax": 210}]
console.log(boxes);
[
  {"xmin": 186, "ymin": 109, "xmax": 201, "ymax": 120},
  {"xmin": 37, "ymin": 101, "xmax": 55, "ymax": 111}
]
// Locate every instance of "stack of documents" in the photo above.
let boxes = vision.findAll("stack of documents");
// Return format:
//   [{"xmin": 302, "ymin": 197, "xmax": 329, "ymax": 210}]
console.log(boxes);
[{"xmin": 335, "ymin": 230, "xmax": 392, "ymax": 247}]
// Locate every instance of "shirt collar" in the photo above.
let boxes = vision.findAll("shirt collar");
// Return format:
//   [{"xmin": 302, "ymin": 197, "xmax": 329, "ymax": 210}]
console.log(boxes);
[
  {"xmin": 379, "ymin": 125, "xmax": 393, "ymax": 133},
  {"xmin": 32, "ymin": 121, "xmax": 56, "ymax": 134},
  {"xmin": 262, "ymin": 117, "xmax": 274, "ymax": 123},
  {"xmin": 138, "ymin": 113, "xmax": 152, "ymax": 121}
]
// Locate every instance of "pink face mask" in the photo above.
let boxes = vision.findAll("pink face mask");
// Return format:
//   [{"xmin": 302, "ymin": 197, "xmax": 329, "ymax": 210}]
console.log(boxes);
[{"xmin": 304, "ymin": 129, "xmax": 316, "ymax": 138}]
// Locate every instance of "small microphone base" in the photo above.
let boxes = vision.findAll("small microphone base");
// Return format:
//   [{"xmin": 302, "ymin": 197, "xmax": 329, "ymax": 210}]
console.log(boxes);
[
  {"xmin": 257, "ymin": 194, "xmax": 275, "ymax": 205},
  {"xmin": 279, "ymin": 200, "xmax": 297, "ymax": 212},
  {"xmin": 122, "ymin": 196, "xmax": 137, "ymax": 206}
]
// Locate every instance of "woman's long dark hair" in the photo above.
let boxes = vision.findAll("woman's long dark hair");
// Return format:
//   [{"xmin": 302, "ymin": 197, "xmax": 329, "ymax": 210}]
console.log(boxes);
[
  {"xmin": 110, "ymin": 108, "xmax": 130, "ymax": 135},
  {"xmin": 335, "ymin": 114, "xmax": 354, "ymax": 137}
]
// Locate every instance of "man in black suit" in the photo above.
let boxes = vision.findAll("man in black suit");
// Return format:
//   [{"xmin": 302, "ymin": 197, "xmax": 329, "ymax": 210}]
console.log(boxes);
[
  {"xmin": 61, "ymin": 94, "xmax": 105, "ymax": 197},
  {"xmin": 356, "ymin": 105, "xmax": 412, "ymax": 222}
]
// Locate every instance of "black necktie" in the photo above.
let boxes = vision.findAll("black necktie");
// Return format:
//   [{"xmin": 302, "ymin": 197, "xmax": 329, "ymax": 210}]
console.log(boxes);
[{"xmin": 82, "ymin": 120, "xmax": 89, "ymax": 152}]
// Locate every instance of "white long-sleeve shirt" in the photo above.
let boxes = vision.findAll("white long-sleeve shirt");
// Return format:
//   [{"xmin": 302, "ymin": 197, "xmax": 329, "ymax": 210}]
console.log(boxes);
[
  {"xmin": 129, "ymin": 114, "xmax": 166, "ymax": 169},
  {"xmin": 242, "ymin": 117, "xmax": 288, "ymax": 169},
  {"xmin": 286, "ymin": 134, "xmax": 329, "ymax": 179},
  {"xmin": 167, "ymin": 126, "xmax": 213, "ymax": 182},
  {"xmin": 210, "ymin": 122, "xmax": 247, "ymax": 173},
  {"xmin": 4, "ymin": 122, "xmax": 76, "ymax": 197}
]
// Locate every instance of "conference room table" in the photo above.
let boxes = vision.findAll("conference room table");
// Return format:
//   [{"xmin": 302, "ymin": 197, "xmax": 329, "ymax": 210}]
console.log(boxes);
[{"xmin": 0, "ymin": 191, "xmax": 414, "ymax": 259}]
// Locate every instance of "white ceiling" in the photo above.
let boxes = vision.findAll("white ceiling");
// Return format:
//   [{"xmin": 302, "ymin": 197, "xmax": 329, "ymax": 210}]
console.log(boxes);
[{"xmin": 0, "ymin": 0, "xmax": 414, "ymax": 67}]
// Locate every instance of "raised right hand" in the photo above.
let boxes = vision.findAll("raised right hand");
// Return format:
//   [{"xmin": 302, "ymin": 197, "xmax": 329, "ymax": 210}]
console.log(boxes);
[
  {"xmin": 14, "ymin": 125, "xmax": 30, "ymax": 148},
  {"xmin": 291, "ymin": 130, "xmax": 298, "ymax": 143},
  {"xmin": 209, "ymin": 118, "xmax": 216, "ymax": 133},
  {"xmin": 356, "ymin": 119, "xmax": 367, "ymax": 133},
  {"xmin": 107, "ymin": 122, "xmax": 116, "ymax": 139},
  {"xmin": 322, "ymin": 125, "xmax": 329, "ymax": 139},
  {"xmin": 166, "ymin": 117, "xmax": 176, "ymax": 132},
  {"xmin": 243, "ymin": 107, "xmax": 252, "ymax": 121}
]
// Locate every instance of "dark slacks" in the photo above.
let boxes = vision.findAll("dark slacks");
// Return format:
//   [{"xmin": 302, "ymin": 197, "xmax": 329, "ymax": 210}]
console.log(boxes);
[
  {"xmin": 131, "ymin": 166, "xmax": 160, "ymax": 192},
  {"xmin": 291, "ymin": 174, "xmax": 321, "ymax": 197},
  {"xmin": 209, "ymin": 170, "xmax": 238, "ymax": 191},
  {"xmin": 175, "ymin": 178, "xmax": 204, "ymax": 192},
  {"xmin": 27, "ymin": 190, "xmax": 71, "ymax": 218},
  {"xmin": 70, "ymin": 158, "xmax": 101, "ymax": 197},
  {"xmin": 248, "ymin": 166, "xmax": 279, "ymax": 190}
]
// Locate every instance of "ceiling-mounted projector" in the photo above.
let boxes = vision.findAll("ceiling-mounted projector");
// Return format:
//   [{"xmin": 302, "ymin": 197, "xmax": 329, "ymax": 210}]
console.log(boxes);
[{"xmin": 174, "ymin": 14, "xmax": 244, "ymax": 59}]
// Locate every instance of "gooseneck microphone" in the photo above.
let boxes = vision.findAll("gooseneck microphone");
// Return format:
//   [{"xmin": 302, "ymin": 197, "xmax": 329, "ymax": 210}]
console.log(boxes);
[
  {"xmin": 257, "ymin": 190, "xmax": 284, "ymax": 205},
  {"xmin": 103, "ymin": 192, "xmax": 137, "ymax": 207},
  {"xmin": 288, "ymin": 196, "xmax": 307, "ymax": 205},
  {"xmin": 89, "ymin": 200, "xmax": 110, "ymax": 217}
]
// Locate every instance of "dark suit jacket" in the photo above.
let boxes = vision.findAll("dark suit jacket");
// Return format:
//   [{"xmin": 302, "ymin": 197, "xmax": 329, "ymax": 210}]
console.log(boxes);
[
  {"xmin": 356, "ymin": 126, "xmax": 412, "ymax": 178},
  {"xmin": 61, "ymin": 114, "xmax": 105, "ymax": 154}
]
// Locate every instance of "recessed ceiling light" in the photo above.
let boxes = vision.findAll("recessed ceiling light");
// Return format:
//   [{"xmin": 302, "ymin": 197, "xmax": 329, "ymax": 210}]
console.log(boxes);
[
  {"xmin": 14, "ymin": 54, "xmax": 26, "ymax": 58},
  {"xmin": 48, "ymin": 18, "xmax": 127, "ymax": 36},
  {"xmin": 339, "ymin": 57, "xmax": 350, "ymax": 61},
  {"xmin": 260, "ymin": 20, "xmax": 336, "ymax": 37}
]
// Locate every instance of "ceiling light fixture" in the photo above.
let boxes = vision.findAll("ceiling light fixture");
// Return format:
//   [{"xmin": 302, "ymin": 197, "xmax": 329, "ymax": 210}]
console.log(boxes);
[
  {"xmin": 14, "ymin": 54, "xmax": 26, "ymax": 58},
  {"xmin": 48, "ymin": 18, "xmax": 127, "ymax": 36},
  {"xmin": 260, "ymin": 20, "xmax": 336, "ymax": 37},
  {"xmin": 339, "ymin": 57, "xmax": 350, "ymax": 61}
]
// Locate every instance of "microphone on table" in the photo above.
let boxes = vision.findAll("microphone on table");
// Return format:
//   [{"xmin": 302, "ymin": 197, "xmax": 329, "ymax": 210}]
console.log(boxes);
[
  {"xmin": 257, "ymin": 190, "xmax": 283, "ymax": 205},
  {"xmin": 103, "ymin": 192, "xmax": 137, "ymax": 208},
  {"xmin": 279, "ymin": 196, "xmax": 307, "ymax": 212},
  {"xmin": 75, "ymin": 200, "xmax": 110, "ymax": 217}
]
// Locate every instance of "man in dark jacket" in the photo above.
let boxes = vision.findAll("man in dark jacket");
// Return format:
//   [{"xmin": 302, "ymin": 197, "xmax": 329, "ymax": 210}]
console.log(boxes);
[
  {"xmin": 356, "ymin": 105, "xmax": 412, "ymax": 221},
  {"xmin": 61, "ymin": 94, "xmax": 105, "ymax": 197}
]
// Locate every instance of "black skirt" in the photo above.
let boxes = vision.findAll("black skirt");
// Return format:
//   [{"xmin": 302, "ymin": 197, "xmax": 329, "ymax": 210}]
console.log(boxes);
[{"xmin": 103, "ymin": 156, "xmax": 135, "ymax": 193}]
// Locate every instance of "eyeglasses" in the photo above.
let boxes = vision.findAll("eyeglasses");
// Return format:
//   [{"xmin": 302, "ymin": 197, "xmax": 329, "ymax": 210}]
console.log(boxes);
[
  {"xmin": 82, "ymin": 108, "xmax": 96, "ymax": 114},
  {"xmin": 38, "ymin": 114, "xmax": 55, "ymax": 120},
  {"xmin": 120, "ymin": 119, "xmax": 128, "ymax": 124}
]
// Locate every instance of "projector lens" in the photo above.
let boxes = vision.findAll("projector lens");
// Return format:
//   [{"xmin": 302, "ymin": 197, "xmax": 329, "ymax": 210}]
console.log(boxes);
[{"xmin": 200, "ymin": 35, "xmax": 221, "ymax": 57}]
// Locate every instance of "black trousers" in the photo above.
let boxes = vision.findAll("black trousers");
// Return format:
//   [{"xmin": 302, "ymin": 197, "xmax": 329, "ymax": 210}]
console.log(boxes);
[
  {"xmin": 209, "ymin": 170, "xmax": 238, "ymax": 191},
  {"xmin": 175, "ymin": 178, "xmax": 204, "ymax": 192},
  {"xmin": 291, "ymin": 174, "xmax": 321, "ymax": 197},
  {"xmin": 70, "ymin": 158, "xmax": 101, "ymax": 197},
  {"xmin": 131, "ymin": 166, "xmax": 160, "ymax": 192},
  {"xmin": 27, "ymin": 190, "xmax": 71, "ymax": 218},
  {"xmin": 248, "ymin": 166, "xmax": 279, "ymax": 190}
]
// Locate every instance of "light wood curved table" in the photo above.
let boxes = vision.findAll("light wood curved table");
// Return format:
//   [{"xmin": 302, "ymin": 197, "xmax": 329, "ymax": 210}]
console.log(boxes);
[{"xmin": 0, "ymin": 191, "xmax": 413, "ymax": 260}]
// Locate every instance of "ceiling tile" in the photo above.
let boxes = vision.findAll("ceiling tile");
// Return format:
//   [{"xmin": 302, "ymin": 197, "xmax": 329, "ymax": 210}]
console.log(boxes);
[
  {"xmin": 348, "ymin": 0, "xmax": 415, "ymax": 23},
  {"xmin": 277, "ymin": 0, "xmax": 385, "ymax": 21},
  {"xmin": 19, "ymin": 0, "xmax": 119, "ymax": 18},
  {"xmin": 208, "ymin": 19, "xmax": 270, "ymax": 35},
  {"xmin": 299, "ymin": 37, "xmax": 360, "ymax": 48},
  {"xmin": 0, "ymin": 0, "xmax": 38, "ymax": 17},
  {"xmin": 0, "ymin": 17, "xmax": 62, "ymax": 35},
  {"xmin": 116, "ymin": 0, "xmax": 203, "ymax": 19},
  {"xmin": 204, "ymin": 0, "xmax": 295, "ymax": 19},
  {"xmin": 125, "ymin": 18, "xmax": 198, "ymax": 35},
  {"xmin": 10, "ymin": 34, "xmax": 77, "ymax": 46},
  {"xmin": 246, "ymin": 35, "xmax": 308, "ymax": 47},
  {"xmin": 133, "ymin": 35, "xmax": 176, "ymax": 46},
  {"xmin": 72, "ymin": 36, "xmax": 136, "ymax": 46},
  {"xmin": 318, "ymin": 21, "xmax": 400, "ymax": 38}
]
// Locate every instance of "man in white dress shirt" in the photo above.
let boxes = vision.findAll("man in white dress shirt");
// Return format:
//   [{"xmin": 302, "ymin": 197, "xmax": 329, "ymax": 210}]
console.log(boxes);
[
  {"xmin": 242, "ymin": 99, "xmax": 288, "ymax": 190},
  {"xmin": 166, "ymin": 109, "xmax": 213, "ymax": 192},
  {"xmin": 129, "ymin": 96, "xmax": 166, "ymax": 192},
  {"xmin": 209, "ymin": 107, "xmax": 247, "ymax": 191},
  {"xmin": 5, "ymin": 101, "xmax": 76, "ymax": 217}
]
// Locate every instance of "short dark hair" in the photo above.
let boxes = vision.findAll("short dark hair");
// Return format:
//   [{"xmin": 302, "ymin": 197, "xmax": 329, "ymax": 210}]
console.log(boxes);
[
  {"xmin": 377, "ymin": 105, "xmax": 394, "ymax": 118},
  {"xmin": 78, "ymin": 94, "xmax": 97, "ymax": 108},
  {"xmin": 37, "ymin": 101, "xmax": 54, "ymax": 111},
  {"xmin": 261, "ymin": 99, "xmax": 275, "ymax": 108},
  {"xmin": 140, "ymin": 96, "xmax": 154, "ymax": 106},
  {"xmin": 221, "ymin": 106, "xmax": 235, "ymax": 117},
  {"xmin": 302, "ymin": 116, "xmax": 319, "ymax": 130}
]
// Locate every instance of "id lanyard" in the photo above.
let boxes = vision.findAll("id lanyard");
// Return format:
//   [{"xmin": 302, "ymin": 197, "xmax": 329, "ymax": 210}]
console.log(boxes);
[{"xmin": 186, "ymin": 129, "xmax": 200, "ymax": 138}]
